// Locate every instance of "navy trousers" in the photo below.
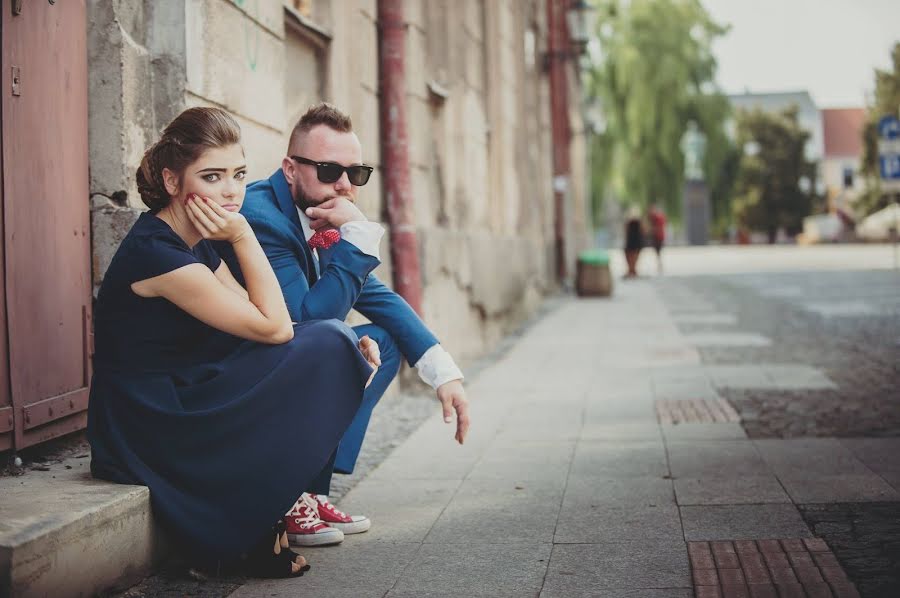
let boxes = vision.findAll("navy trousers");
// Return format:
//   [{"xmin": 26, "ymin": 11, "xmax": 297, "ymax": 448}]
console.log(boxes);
[{"xmin": 306, "ymin": 323, "xmax": 402, "ymax": 493}]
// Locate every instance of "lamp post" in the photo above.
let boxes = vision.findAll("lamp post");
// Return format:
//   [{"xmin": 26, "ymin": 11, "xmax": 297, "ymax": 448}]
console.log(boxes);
[{"xmin": 545, "ymin": 0, "xmax": 596, "ymax": 283}]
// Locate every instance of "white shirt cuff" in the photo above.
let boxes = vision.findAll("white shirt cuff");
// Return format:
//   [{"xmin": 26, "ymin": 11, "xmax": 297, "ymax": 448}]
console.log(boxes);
[
  {"xmin": 414, "ymin": 344, "xmax": 464, "ymax": 390},
  {"xmin": 339, "ymin": 221, "xmax": 384, "ymax": 260}
]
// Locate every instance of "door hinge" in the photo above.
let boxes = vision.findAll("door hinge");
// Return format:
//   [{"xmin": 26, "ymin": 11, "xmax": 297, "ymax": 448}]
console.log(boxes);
[{"xmin": 11, "ymin": 66, "xmax": 21, "ymax": 96}]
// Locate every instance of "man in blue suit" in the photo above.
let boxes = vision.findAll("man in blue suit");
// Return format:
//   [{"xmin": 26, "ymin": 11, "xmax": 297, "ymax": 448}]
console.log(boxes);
[{"xmin": 219, "ymin": 103, "xmax": 470, "ymax": 547}]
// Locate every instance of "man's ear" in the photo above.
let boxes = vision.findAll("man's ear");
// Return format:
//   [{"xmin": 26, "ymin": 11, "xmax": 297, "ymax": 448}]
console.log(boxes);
[{"xmin": 282, "ymin": 156, "xmax": 295, "ymax": 184}]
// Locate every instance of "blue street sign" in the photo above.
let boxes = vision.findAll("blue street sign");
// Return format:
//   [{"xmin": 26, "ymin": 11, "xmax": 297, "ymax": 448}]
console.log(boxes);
[
  {"xmin": 878, "ymin": 115, "xmax": 900, "ymax": 189},
  {"xmin": 878, "ymin": 115, "xmax": 900, "ymax": 140}
]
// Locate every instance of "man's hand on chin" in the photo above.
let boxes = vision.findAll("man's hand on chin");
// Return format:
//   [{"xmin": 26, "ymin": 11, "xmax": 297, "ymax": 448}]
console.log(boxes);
[
  {"xmin": 305, "ymin": 196, "xmax": 367, "ymax": 229},
  {"xmin": 436, "ymin": 379, "xmax": 470, "ymax": 445}
]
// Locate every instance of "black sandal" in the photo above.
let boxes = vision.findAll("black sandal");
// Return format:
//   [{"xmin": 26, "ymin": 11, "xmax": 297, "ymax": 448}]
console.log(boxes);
[{"xmin": 242, "ymin": 523, "xmax": 311, "ymax": 578}]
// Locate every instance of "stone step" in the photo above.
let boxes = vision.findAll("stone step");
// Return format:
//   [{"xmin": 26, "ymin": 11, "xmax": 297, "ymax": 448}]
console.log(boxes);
[{"xmin": 0, "ymin": 456, "xmax": 161, "ymax": 597}]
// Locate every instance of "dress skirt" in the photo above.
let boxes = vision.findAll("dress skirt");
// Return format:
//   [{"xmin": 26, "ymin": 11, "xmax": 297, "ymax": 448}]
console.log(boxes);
[{"xmin": 88, "ymin": 319, "xmax": 372, "ymax": 562}]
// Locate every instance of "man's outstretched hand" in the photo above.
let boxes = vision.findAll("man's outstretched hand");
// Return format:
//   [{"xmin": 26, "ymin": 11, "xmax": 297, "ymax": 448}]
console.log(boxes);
[{"xmin": 436, "ymin": 379, "xmax": 470, "ymax": 445}]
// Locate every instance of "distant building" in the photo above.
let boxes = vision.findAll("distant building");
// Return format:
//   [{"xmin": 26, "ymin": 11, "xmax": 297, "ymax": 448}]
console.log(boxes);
[
  {"xmin": 728, "ymin": 91, "xmax": 824, "ymax": 162},
  {"xmin": 821, "ymin": 108, "xmax": 866, "ymax": 210}
]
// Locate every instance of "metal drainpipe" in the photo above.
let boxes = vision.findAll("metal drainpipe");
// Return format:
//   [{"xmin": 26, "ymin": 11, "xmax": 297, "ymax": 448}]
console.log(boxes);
[
  {"xmin": 547, "ymin": 0, "xmax": 572, "ymax": 284},
  {"xmin": 378, "ymin": 0, "xmax": 423, "ymax": 315}
]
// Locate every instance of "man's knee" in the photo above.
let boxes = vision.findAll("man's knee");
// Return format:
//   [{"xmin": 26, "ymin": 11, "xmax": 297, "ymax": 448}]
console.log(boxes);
[{"xmin": 353, "ymin": 324, "xmax": 401, "ymax": 378}]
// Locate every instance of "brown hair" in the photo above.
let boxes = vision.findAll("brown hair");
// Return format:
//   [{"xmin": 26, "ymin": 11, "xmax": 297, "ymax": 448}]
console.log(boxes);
[
  {"xmin": 288, "ymin": 102, "xmax": 353, "ymax": 151},
  {"xmin": 136, "ymin": 107, "xmax": 242, "ymax": 210}
]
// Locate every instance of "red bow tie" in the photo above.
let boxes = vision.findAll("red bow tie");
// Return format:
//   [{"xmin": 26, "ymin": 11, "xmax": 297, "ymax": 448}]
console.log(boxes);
[{"xmin": 308, "ymin": 229, "xmax": 340, "ymax": 250}]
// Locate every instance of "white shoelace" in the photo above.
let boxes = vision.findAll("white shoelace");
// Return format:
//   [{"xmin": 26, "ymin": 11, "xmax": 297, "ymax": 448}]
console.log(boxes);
[
  {"xmin": 287, "ymin": 494, "xmax": 324, "ymax": 529},
  {"xmin": 311, "ymin": 494, "xmax": 348, "ymax": 519}
]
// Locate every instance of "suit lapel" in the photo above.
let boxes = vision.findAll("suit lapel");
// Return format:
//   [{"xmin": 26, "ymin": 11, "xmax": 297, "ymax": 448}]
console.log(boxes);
[{"xmin": 268, "ymin": 169, "xmax": 319, "ymax": 284}]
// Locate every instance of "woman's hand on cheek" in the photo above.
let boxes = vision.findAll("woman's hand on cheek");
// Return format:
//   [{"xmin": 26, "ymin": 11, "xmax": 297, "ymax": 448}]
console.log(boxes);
[{"xmin": 185, "ymin": 194, "xmax": 251, "ymax": 244}]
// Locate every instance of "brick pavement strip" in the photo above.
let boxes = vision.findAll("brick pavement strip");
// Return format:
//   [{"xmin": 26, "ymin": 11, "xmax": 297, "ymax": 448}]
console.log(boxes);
[
  {"xmin": 688, "ymin": 539, "xmax": 861, "ymax": 598},
  {"xmin": 656, "ymin": 398, "xmax": 742, "ymax": 424}
]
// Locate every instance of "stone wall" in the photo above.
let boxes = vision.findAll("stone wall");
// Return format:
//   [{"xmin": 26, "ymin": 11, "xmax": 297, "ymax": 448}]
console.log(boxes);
[{"xmin": 87, "ymin": 0, "xmax": 589, "ymax": 368}]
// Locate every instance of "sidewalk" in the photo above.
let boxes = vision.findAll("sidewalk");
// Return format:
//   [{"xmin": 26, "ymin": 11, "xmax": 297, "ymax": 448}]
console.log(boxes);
[{"xmin": 233, "ymin": 280, "xmax": 887, "ymax": 597}]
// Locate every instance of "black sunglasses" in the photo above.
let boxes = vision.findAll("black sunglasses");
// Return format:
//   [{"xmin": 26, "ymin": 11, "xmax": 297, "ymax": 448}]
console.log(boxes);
[{"xmin": 290, "ymin": 156, "xmax": 374, "ymax": 186}]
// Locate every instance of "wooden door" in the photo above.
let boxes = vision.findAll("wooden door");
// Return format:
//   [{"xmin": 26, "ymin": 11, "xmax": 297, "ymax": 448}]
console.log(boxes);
[{"xmin": 1, "ymin": 0, "xmax": 92, "ymax": 450}]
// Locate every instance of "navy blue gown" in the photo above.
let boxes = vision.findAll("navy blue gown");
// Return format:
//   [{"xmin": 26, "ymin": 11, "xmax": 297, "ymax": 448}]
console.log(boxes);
[{"xmin": 88, "ymin": 212, "xmax": 371, "ymax": 561}]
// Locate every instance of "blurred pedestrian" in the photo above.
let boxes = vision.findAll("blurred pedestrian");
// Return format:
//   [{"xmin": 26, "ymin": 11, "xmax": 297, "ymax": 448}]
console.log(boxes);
[
  {"xmin": 648, "ymin": 203, "xmax": 666, "ymax": 274},
  {"xmin": 623, "ymin": 206, "xmax": 644, "ymax": 278}
]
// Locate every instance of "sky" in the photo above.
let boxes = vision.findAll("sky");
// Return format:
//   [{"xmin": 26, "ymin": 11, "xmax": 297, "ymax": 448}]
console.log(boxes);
[{"xmin": 703, "ymin": 0, "xmax": 899, "ymax": 108}]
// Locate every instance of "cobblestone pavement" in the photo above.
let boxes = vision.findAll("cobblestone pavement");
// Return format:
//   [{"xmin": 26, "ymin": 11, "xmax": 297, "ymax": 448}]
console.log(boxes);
[
  {"xmin": 657, "ymin": 269, "xmax": 900, "ymax": 598},
  {"xmin": 657, "ymin": 270, "xmax": 900, "ymax": 438},
  {"xmin": 799, "ymin": 503, "xmax": 900, "ymax": 598}
]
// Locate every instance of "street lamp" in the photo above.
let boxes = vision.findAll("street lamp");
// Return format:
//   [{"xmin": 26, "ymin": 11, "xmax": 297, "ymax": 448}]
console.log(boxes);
[
  {"xmin": 544, "ymin": 0, "xmax": 596, "ymax": 71},
  {"xmin": 566, "ymin": 0, "xmax": 596, "ymax": 55}
]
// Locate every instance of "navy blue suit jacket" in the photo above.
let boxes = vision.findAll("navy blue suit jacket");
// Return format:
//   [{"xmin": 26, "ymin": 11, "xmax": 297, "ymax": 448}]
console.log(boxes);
[{"xmin": 216, "ymin": 170, "xmax": 438, "ymax": 366}]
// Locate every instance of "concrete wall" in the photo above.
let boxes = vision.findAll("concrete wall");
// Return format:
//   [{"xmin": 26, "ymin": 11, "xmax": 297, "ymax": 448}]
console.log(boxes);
[{"xmin": 87, "ymin": 0, "xmax": 589, "ymax": 368}]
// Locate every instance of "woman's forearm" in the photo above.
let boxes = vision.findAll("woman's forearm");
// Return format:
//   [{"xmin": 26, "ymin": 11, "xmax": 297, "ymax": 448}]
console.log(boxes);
[{"xmin": 231, "ymin": 231, "xmax": 292, "ymax": 334}]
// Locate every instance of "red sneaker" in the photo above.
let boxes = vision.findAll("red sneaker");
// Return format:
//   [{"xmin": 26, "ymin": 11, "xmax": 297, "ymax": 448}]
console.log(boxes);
[
  {"xmin": 310, "ymin": 494, "xmax": 371, "ymax": 534},
  {"xmin": 284, "ymin": 494, "xmax": 344, "ymax": 546}
]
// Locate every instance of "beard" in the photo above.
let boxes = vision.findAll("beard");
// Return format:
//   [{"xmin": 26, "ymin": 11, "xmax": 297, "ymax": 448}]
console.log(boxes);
[
  {"xmin": 292, "ymin": 179, "xmax": 323, "ymax": 212},
  {"xmin": 292, "ymin": 180, "xmax": 353, "ymax": 212}
]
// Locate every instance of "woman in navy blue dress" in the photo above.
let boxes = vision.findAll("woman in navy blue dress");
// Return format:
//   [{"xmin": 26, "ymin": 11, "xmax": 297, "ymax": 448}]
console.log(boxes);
[{"xmin": 88, "ymin": 107, "xmax": 378, "ymax": 577}]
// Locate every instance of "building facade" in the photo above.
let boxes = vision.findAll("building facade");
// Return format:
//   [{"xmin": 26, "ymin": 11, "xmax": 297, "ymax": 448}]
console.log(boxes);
[
  {"xmin": 821, "ymin": 107, "xmax": 866, "ymax": 210},
  {"xmin": 88, "ymin": 0, "xmax": 590, "ymax": 367}
]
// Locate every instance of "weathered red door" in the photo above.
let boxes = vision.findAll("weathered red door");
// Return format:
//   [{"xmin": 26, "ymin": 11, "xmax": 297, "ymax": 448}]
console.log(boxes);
[{"xmin": 1, "ymin": 0, "xmax": 92, "ymax": 450}]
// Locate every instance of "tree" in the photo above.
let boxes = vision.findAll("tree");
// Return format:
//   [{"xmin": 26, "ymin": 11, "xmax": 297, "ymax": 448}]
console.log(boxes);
[
  {"xmin": 587, "ymin": 0, "xmax": 734, "ymax": 225},
  {"xmin": 859, "ymin": 42, "xmax": 900, "ymax": 216},
  {"xmin": 732, "ymin": 107, "xmax": 817, "ymax": 242}
]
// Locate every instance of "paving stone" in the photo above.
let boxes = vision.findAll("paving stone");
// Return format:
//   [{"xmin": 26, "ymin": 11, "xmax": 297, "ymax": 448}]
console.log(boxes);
[
  {"xmin": 777, "ymin": 475, "xmax": 900, "ymax": 503},
  {"xmin": 652, "ymin": 378, "xmax": 722, "ymax": 401},
  {"xmin": 569, "ymin": 440, "xmax": 669, "ymax": 478},
  {"xmin": 674, "ymin": 476, "xmax": 790, "ymax": 505},
  {"xmin": 425, "ymin": 478, "xmax": 563, "ymax": 544},
  {"xmin": 840, "ymin": 438, "xmax": 900, "ymax": 475},
  {"xmin": 672, "ymin": 314, "xmax": 738, "ymax": 325},
  {"xmin": 661, "ymin": 423, "xmax": 748, "ymax": 441},
  {"xmin": 563, "ymin": 475, "xmax": 676, "ymax": 506},
  {"xmin": 391, "ymin": 542, "xmax": 551, "ymax": 597},
  {"xmin": 666, "ymin": 441, "xmax": 772, "ymax": 478},
  {"xmin": 542, "ymin": 541, "xmax": 691, "ymax": 595},
  {"xmin": 230, "ymin": 543, "xmax": 421, "ymax": 598},
  {"xmin": 753, "ymin": 439, "xmax": 872, "ymax": 477},
  {"xmin": 555, "ymin": 503, "xmax": 682, "ymax": 543},
  {"xmin": 335, "ymin": 479, "xmax": 459, "ymax": 543},
  {"xmin": 684, "ymin": 333, "xmax": 772, "ymax": 347},
  {"xmin": 680, "ymin": 505, "xmax": 812, "ymax": 541},
  {"xmin": 703, "ymin": 365, "xmax": 774, "ymax": 390},
  {"xmin": 802, "ymin": 301, "xmax": 878, "ymax": 317},
  {"xmin": 585, "ymin": 395, "xmax": 658, "ymax": 422},
  {"xmin": 581, "ymin": 422, "xmax": 662, "ymax": 441},
  {"xmin": 467, "ymin": 440, "xmax": 575, "ymax": 483},
  {"xmin": 763, "ymin": 365, "xmax": 838, "ymax": 390}
]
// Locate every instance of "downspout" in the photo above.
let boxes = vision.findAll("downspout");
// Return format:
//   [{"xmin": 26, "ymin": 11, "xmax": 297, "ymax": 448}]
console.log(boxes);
[
  {"xmin": 378, "ymin": 0, "xmax": 423, "ymax": 314},
  {"xmin": 547, "ymin": 0, "xmax": 572, "ymax": 283}
]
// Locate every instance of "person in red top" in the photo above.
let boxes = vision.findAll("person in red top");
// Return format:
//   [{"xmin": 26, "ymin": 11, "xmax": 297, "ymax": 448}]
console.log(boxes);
[{"xmin": 648, "ymin": 203, "xmax": 666, "ymax": 274}]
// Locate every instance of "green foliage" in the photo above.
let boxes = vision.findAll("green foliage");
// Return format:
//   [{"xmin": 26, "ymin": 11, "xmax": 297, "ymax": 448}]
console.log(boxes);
[
  {"xmin": 859, "ymin": 42, "xmax": 900, "ymax": 216},
  {"xmin": 587, "ymin": 0, "xmax": 734, "ymax": 225},
  {"xmin": 732, "ymin": 107, "xmax": 817, "ymax": 240}
]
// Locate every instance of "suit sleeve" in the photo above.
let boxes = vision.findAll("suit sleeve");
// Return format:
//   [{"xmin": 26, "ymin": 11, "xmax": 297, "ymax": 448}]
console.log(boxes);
[
  {"xmin": 300, "ymin": 240, "xmax": 380, "ymax": 322},
  {"xmin": 353, "ymin": 274, "xmax": 440, "ymax": 365},
  {"xmin": 221, "ymin": 212, "xmax": 380, "ymax": 323}
]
